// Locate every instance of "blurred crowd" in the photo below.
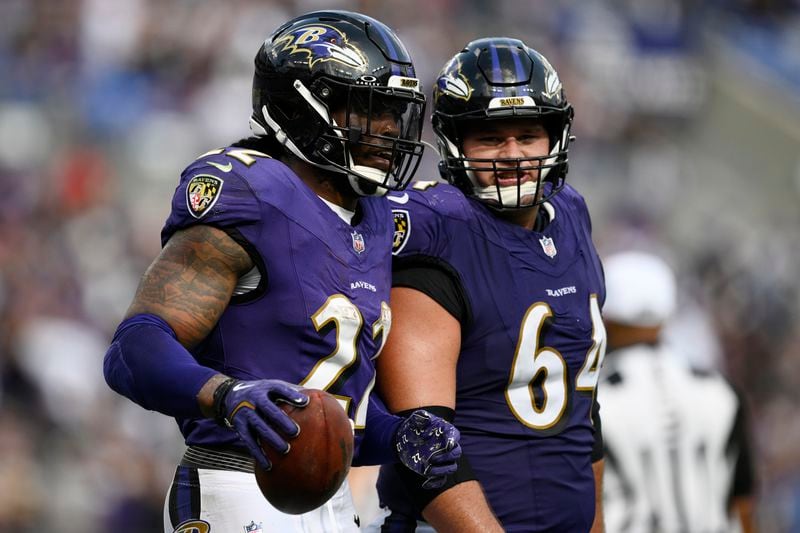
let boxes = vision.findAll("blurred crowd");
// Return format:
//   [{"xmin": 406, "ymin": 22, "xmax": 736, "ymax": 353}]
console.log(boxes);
[{"xmin": 1, "ymin": 0, "xmax": 799, "ymax": 531}]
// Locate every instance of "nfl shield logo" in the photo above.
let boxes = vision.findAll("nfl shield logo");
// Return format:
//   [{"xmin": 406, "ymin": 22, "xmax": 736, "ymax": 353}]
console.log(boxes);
[
  {"xmin": 539, "ymin": 236, "xmax": 557, "ymax": 258},
  {"xmin": 351, "ymin": 231, "xmax": 365, "ymax": 254}
]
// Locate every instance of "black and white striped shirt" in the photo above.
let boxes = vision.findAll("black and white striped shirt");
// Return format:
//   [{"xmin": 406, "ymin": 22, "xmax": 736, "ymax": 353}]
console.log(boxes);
[{"xmin": 598, "ymin": 343, "xmax": 754, "ymax": 533}]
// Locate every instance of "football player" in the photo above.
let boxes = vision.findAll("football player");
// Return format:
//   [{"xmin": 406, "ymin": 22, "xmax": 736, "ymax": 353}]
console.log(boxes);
[
  {"xmin": 599, "ymin": 252, "xmax": 756, "ymax": 532},
  {"xmin": 102, "ymin": 11, "xmax": 461, "ymax": 533},
  {"xmin": 371, "ymin": 38, "xmax": 607, "ymax": 532}
]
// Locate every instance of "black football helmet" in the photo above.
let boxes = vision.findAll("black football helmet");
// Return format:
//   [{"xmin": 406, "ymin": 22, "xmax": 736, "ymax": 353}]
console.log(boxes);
[
  {"xmin": 251, "ymin": 10, "xmax": 426, "ymax": 196},
  {"xmin": 433, "ymin": 38, "xmax": 574, "ymax": 209}
]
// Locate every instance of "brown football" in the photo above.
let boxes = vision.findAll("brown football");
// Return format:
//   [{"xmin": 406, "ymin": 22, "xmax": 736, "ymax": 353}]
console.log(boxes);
[{"xmin": 254, "ymin": 388, "xmax": 354, "ymax": 514}]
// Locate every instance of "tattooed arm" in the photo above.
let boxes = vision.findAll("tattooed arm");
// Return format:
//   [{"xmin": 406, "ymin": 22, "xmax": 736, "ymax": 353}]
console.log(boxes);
[
  {"xmin": 103, "ymin": 224, "xmax": 307, "ymax": 462},
  {"xmin": 104, "ymin": 225, "xmax": 253, "ymax": 417},
  {"xmin": 126, "ymin": 225, "xmax": 252, "ymax": 346}
]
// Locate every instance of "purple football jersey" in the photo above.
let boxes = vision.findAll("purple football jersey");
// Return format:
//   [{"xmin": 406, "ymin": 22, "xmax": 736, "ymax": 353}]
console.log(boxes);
[
  {"xmin": 380, "ymin": 182, "xmax": 606, "ymax": 531},
  {"xmin": 161, "ymin": 147, "xmax": 394, "ymax": 459}
]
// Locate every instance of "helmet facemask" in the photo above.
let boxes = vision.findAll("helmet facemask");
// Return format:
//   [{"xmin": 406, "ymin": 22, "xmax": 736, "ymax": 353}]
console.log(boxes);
[
  {"xmin": 436, "ymin": 107, "xmax": 573, "ymax": 210},
  {"xmin": 320, "ymin": 78, "xmax": 426, "ymax": 195},
  {"xmin": 252, "ymin": 77, "xmax": 425, "ymax": 197}
]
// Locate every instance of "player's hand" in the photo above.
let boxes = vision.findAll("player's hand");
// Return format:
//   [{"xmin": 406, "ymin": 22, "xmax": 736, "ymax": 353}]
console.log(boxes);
[
  {"xmin": 216, "ymin": 379, "xmax": 309, "ymax": 470},
  {"xmin": 395, "ymin": 410, "xmax": 462, "ymax": 489}
]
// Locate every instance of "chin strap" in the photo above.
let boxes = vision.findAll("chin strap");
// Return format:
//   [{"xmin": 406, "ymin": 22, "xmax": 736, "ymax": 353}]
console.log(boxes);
[{"xmin": 348, "ymin": 167, "xmax": 389, "ymax": 197}]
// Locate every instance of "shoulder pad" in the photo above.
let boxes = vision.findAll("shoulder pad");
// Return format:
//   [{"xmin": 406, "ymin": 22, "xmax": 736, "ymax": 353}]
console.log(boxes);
[
  {"xmin": 388, "ymin": 181, "xmax": 471, "ymax": 219},
  {"xmin": 554, "ymin": 183, "xmax": 587, "ymax": 210},
  {"xmin": 387, "ymin": 181, "xmax": 470, "ymax": 256},
  {"xmin": 161, "ymin": 146, "xmax": 283, "ymax": 244}
]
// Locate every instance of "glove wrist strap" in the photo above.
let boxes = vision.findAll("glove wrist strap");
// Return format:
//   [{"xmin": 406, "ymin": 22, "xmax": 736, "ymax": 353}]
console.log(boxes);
[{"xmin": 212, "ymin": 377, "xmax": 239, "ymax": 427}]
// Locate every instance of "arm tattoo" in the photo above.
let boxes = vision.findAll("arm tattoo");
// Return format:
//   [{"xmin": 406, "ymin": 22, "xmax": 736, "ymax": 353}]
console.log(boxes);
[{"xmin": 126, "ymin": 225, "xmax": 254, "ymax": 347}]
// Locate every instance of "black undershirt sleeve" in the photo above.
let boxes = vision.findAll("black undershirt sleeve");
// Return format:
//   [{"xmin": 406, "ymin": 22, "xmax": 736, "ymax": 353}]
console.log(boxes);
[{"xmin": 391, "ymin": 255, "xmax": 472, "ymax": 326}]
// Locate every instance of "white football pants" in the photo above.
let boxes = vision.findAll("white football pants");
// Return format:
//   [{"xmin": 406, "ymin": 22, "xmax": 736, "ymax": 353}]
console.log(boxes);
[{"xmin": 163, "ymin": 466, "xmax": 360, "ymax": 533}]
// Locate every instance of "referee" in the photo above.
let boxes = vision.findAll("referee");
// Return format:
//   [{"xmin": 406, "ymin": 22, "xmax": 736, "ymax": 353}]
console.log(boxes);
[{"xmin": 598, "ymin": 251, "xmax": 756, "ymax": 533}]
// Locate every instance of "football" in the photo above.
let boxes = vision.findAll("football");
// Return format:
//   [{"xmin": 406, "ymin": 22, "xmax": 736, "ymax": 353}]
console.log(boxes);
[{"xmin": 254, "ymin": 388, "xmax": 354, "ymax": 514}]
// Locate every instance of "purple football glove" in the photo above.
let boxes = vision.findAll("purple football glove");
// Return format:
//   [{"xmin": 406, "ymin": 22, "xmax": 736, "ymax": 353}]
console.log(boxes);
[
  {"xmin": 395, "ymin": 410, "xmax": 462, "ymax": 489},
  {"xmin": 215, "ymin": 379, "xmax": 309, "ymax": 470}
]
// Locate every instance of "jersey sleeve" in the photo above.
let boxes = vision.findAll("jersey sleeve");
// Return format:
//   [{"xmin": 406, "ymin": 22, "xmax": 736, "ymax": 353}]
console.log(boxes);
[
  {"xmin": 160, "ymin": 157, "xmax": 262, "ymax": 246},
  {"xmin": 388, "ymin": 185, "xmax": 474, "ymax": 325},
  {"xmin": 389, "ymin": 184, "xmax": 467, "ymax": 259}
]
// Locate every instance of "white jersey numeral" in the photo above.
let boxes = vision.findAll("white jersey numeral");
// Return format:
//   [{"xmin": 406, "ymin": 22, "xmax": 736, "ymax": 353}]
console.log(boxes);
[
  {"xmin": 576, "ymin": 295, "xmax": 607, "ymax": 391},
  {"xmin": 301, "ymin": 294, "xmax": 386, "ymax": 429},
  {"xmin": 505, "ymin": 294, "xmax": 606, "ymax": 430}
]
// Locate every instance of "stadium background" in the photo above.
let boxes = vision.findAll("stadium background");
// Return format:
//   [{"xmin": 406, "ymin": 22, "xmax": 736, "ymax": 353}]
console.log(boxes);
[{"xmin": 0, "ymin": 0, "xmax": 798, "ymax": 530}]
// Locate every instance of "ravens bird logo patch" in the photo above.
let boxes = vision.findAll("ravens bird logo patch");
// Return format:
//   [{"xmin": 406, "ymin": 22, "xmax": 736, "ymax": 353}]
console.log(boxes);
[
  {"xmin": 392, "ymin": 210, "xmax": 410, "ymax": 254},
  {"xmin": 186, "ymin": 174, "xmax": 224, "ymax": 218}
]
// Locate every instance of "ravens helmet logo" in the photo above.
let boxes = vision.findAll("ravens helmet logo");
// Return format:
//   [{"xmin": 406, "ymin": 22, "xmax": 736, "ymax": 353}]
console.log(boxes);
[{"xmin": 273, "ymin": 24, "xmax": 367, "ymax": 70}]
